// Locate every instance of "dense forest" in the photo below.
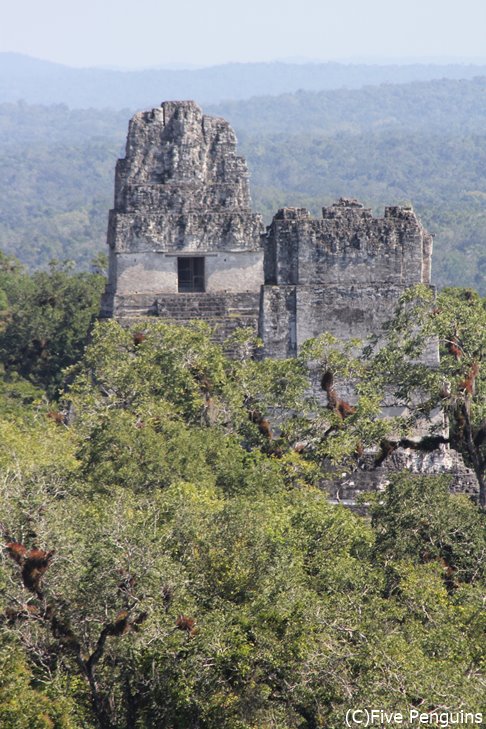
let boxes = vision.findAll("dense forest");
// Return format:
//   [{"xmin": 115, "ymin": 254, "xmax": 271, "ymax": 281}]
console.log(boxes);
[
  {"xmin": 212, "ymin": 76, "xmax": 486, "ymax": 135},
  {"xmin": 2, "ymin": 76, "xmax": 486, "ymax": 290},
  {"xmin": 0, "ymin": 257, "xmax": 484, "ymax": 727},
  {"xmin": 0, "ymin": 103, "xmax": 126, "ymax": 269}
]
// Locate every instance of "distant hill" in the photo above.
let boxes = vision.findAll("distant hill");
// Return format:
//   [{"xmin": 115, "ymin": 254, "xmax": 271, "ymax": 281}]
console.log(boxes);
[{"xmin": 4, "ymin": 52, "xmax": 486, "ymax": 107}]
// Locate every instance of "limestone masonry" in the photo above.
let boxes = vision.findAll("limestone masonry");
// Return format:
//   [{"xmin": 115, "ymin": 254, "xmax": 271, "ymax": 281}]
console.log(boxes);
[
  {"xmin": 101, "ymin": 100, "xmax": 433, "ymax": 359},
  {"xmin": 101, "ymin": 101, "xmax": 264, "ymax": 341},
  {"xmin": 101, "ymin": 101, "xmax": 478, "ymax": 501},
  {"xmin": 261, "ymin": 202, "xmax": 432, "ymax": 359}
]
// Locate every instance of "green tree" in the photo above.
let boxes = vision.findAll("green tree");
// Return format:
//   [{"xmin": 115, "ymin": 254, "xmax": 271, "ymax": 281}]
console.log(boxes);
[
  {"xmin": 370, "ymin": 473, "xmax": 486, "ymax": 584},
  {"xmin": 0, "ymin": 258, "xmax": 105, "ymax": 397}
]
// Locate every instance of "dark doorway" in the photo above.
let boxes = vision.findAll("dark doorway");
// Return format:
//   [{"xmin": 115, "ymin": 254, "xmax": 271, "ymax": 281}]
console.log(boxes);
[{"xmin": 177, "ymin": 257, "xmax": 205, "ymax": 292}]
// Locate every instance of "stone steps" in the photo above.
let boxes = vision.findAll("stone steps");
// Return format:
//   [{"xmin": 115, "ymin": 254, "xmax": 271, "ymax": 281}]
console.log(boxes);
[{"xmin": 108, "ymin": 292, "xmax": 260, "ymax": 348}]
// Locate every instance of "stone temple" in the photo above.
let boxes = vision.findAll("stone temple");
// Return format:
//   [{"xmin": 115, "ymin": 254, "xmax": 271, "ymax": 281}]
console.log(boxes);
[
  {"xmin": 101, "ymin": 100, "xmax": 478, "ymax": 501},
  {"xmin": 101, "ymin": 100, "xmax": 433, "ymax": 359},
  {"xmin": 101, "ymin": 101, "xmax": 264, "ymax": 339}
]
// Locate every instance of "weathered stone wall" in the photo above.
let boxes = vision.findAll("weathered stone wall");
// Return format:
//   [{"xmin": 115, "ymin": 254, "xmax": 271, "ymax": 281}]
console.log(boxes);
[
  {"xmin": 155, "ymin": 292, "xmax": 261, "ymax": 347},
  {"xmin": 108, "ymin": 251, "xmax": 262, "ymax": 297},
  {"xmin": 260, "ymin": 199, "xmax": 434, "ymax": 359}
]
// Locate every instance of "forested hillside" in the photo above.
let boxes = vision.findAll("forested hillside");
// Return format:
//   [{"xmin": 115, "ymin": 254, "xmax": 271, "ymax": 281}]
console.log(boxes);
[
  {"xmin": 4, "ymin": 52, "xmax": 486, "ymax": 107},
  {"xmin": 246, "ymin": 129, "xmax": 486, "ymax": 290},
  {"xmin": 2, "ymin": 76, "xmax": 486, "ymax": 289},
  {"xmin": 0, "ymin": 103, "xmax": 127, "ymax": 268},
  {"xmin": 211, "ymin": 76, "xmax": 486, "ymax": 135}
]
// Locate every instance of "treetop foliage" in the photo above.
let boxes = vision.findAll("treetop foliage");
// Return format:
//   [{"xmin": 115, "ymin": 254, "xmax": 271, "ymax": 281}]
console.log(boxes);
[
  {"xmin": 0, "ymin": 254, "xmax": 105, "ymax": 397},
  {"xmin": 0, "ymin": 262, "xmax": 484, "ymax": 727}
]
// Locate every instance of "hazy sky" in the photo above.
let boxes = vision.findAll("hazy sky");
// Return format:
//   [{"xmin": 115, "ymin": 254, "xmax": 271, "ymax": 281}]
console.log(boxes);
[{"xmin": 2, "ymin": 0, "xmax": 486, "ymax": 68}]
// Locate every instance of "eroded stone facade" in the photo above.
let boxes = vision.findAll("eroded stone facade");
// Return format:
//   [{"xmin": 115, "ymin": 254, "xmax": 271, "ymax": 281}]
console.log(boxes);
[
  {"xmin": 102, "ymin": 101, "xmax": 434, "ymax": 359},
  {"xmin": 101, "ymin": 101, "xmax": 264, "ymax": 343},
  {"xmin": 260, "ymin": 201, "xmax": 433, "ymax": 359}
]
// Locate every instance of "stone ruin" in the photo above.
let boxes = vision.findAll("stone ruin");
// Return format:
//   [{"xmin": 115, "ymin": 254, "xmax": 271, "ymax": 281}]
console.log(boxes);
[
  {"xmin": 101, "ymin": 101, "xmax": 433, "ymax": 355},
  {"xmin": 101, "ymin": 100, "xmax": 478, "ymax": 504},
  {"xmin": 261, "ymin": 201, "xmax": 433, "ymax": 360},
  {"xmin": 101, "ymin": 101, "xmax": 264, "ymax": 341}
]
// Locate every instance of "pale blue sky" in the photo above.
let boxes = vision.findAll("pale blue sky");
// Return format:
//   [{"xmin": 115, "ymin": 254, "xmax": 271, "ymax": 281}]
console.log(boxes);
[{"xmin": 2, "ymin": 0, "xmax": 486, "ymax": 68}]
